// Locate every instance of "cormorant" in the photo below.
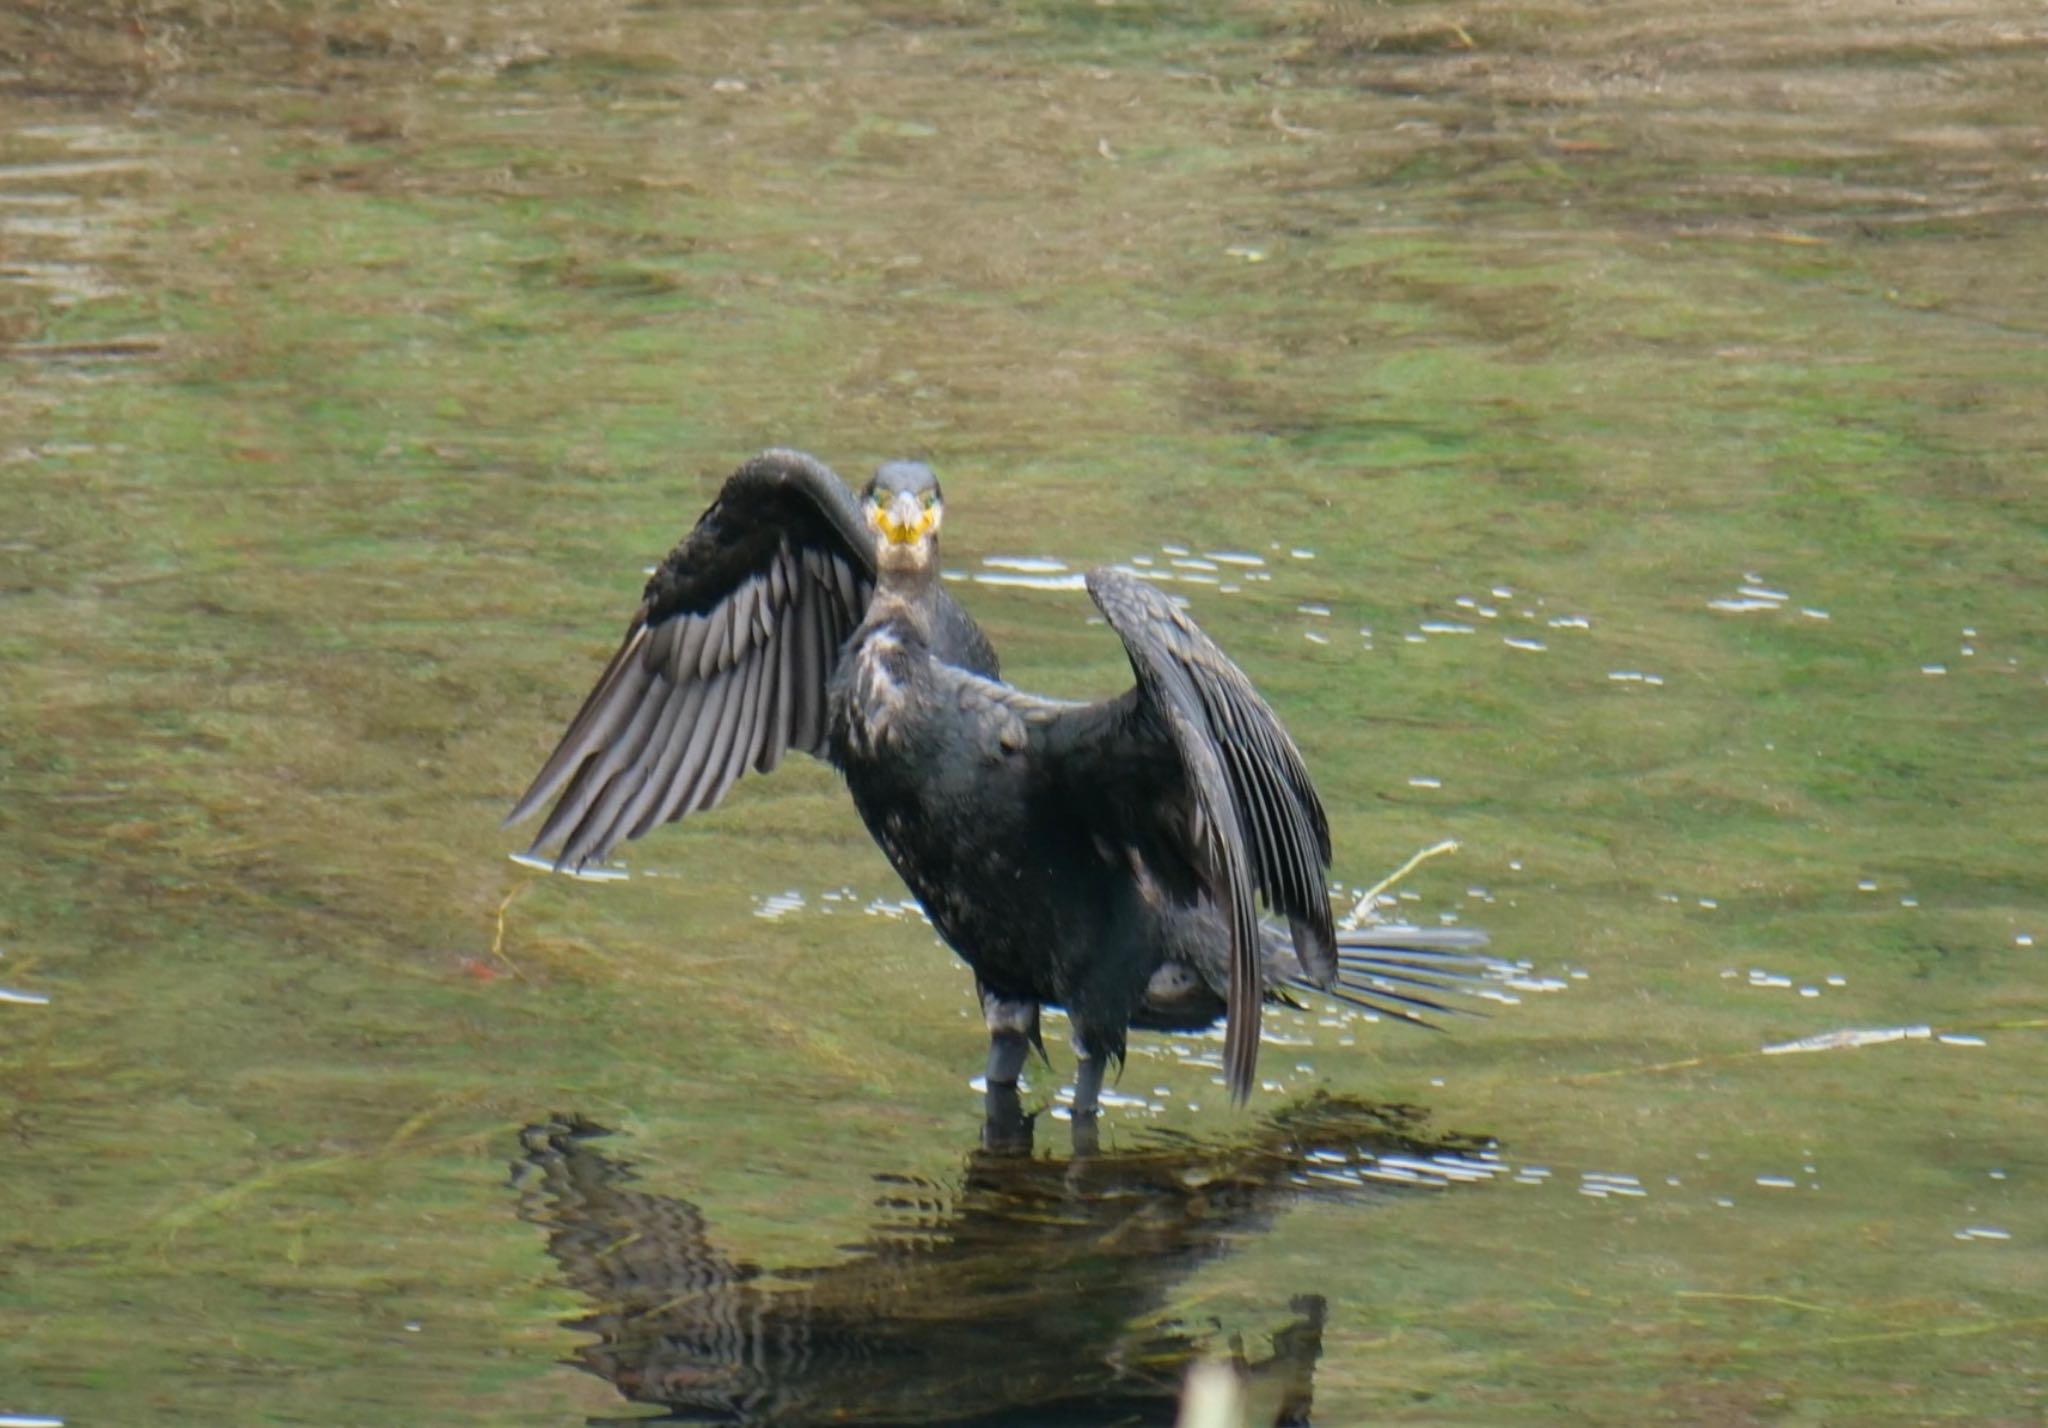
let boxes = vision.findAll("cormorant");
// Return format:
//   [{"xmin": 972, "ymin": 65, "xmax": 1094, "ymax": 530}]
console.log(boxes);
[{"xmin": 508, "ymin": 450, "xmax": 1492, "ymax": 1112}]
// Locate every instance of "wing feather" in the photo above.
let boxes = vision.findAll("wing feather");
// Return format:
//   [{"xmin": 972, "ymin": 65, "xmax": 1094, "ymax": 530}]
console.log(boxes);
[
  {"xmin": 1085, "ymin": 567, "xmax": 1336, "ymax": 1105},
  {"xmin": 529, "ymin": 664, "xmax": 667, "ymax": 851},
  {"xmin": 1193, "ymin": 658, "xmax": 1329, "ymax": 878},
  {"xmin": 698, "ymin": 602, "xmax": 730, "ymax": 680},
  {"xmin": 714, "ymin": 645, "xmax": 771, "ymax": 808},
  {"xmin": 724, "ymin": 581, "xmax": 752, "ymax": 666},
  {"xmin": 757, "ymin": 558, "xmax": 796, "ymax": 776},
  {"xmin": 634, "ymin": 677, "xmax": 715, "ymax": 837},
  {"xmin": 790, "ymin": 573, "xmax": 825, "ymax": 753},
  {"xmin": 506, "ymin": 450, "xmax": 877, "ymax": 870},
  {"xmin": 552, "ymin": 674, "xmax": 673, "ymax": 868},
  {"xmin": 833, "ymin": 549, "xmax": 863, "ymax": 617},
  {"xmin": 665, "ymin": 613, "xmax": 707, "ymax": 684},
  {"xmin": 610, "ymin": 670, "xmax": 698, "ymax": 845},
  {"xmin": 696, "ymin": 649, "xmax": 754, "ymax": 813},
  {"xmin": 665, "ymin": 665, "xmax": 734, "ymax": 818},
  {"xmin": 510, "ymin": 628, "xmax": 650, "ymax": 823}
]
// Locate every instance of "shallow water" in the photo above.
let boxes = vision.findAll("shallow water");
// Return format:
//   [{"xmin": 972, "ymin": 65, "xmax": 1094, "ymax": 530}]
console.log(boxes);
[{"xmin": 2, "ymin": 2, "xmax": 2043, "ymax": 1424}]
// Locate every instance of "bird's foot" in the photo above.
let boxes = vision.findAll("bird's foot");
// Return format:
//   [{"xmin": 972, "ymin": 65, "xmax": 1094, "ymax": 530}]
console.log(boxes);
[{"xmin": 981, "ymin": 1080, "xmax": 1035, "ymax": 1152}]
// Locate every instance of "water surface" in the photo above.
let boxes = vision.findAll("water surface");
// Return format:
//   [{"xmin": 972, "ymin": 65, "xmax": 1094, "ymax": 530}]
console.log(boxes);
[{"xmin": 2, "ymin": 2, "xmax": 2043, "ymax": 1423}]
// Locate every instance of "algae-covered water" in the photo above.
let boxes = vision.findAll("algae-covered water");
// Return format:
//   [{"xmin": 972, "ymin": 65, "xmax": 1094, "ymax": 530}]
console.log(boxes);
[{"xmin": 2, "ymin": 3, "xmax": 2043, "ymax": 1423}]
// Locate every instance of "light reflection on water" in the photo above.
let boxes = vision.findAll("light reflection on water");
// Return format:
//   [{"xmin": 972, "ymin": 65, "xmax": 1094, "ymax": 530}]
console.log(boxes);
[
  {"xmin": 0, "ymin": 124, "xmax": 154, "ymax": 312},
  {"xmin": 942, "ymin": 537, "xmax": 2048, "ymax": 712}
]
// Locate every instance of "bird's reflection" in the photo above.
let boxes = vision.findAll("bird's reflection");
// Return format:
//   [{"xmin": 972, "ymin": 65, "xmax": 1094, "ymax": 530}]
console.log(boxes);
[{"xmin": 513, "ymin": 1092, "xmax": 1497, "ymax": 1426}]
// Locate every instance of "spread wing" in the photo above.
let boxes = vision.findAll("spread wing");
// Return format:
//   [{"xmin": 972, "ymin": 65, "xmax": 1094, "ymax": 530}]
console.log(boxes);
[
  {"xmin": 506, "ymin": 449, "xmax": 877, "ymax": 870},
  {"xmin": 1085, "ymin": 567, "xmax": 1335, "ymax": 1105}
]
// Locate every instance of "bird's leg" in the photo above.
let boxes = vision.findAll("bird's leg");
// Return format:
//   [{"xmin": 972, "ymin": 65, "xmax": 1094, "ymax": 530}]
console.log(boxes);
[
  {"xmin": 1069, "ymin": 1040, "xmax": 1106, "ymax": 1120},
  {"xmin": 980, "ymin": 989, "xmax": 1040, "ymax": 1087},
  {"xmin": 986, "ymin": 1032, "xmax": 1031, "ymax": 1086},
  {"xmin": 981, "ymin": 1080, "xmax": 1034, "ymax": 1153}
]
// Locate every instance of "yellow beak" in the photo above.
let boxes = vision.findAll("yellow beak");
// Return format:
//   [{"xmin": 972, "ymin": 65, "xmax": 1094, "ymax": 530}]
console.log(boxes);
[{"xmin": 878, "ymin": 491, "xmax": 937, "ymax": 546}]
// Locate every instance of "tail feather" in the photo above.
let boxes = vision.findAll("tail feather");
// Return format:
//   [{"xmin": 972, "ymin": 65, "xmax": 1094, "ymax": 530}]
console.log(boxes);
[
  {"xmin": 1338, "ymin": 963, "xmax": 1484, "ymax": 997},
  {"xmin": 1342, "ymin": 925, "xmax": 1490, "ymax": 951},
  {"xmin": 1317, "ymin": 981, "xmax": 1450, "ymax": 1028},
  {"xmin": 1286, "ymin": 922, "xmax": 1518, "ymax": 1027},
  {"xmin": 1338, "ymin": 953, "xmax": 1499, "ymax": 984}
]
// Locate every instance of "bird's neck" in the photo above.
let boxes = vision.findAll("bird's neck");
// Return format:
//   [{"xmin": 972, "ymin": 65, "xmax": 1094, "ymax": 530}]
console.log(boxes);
[
  {"xmin": 874, "ymin": 545, "xmax": 939, "ymax": 598},
  {"xmin": 864, "ymin": 567, "xmax": 937, "ymax": 643}
]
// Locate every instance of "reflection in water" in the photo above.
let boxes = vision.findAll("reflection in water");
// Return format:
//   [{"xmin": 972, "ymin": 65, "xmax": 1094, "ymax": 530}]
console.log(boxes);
[{"xmin": 513, "ymin": 1093, "xmax": 1497, "ymax": 1426}]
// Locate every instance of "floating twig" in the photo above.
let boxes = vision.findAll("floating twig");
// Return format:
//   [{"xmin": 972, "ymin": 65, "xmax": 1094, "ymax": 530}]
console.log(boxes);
[{"xmin": 1341, "ymin": 838, "xmax": 1460, "ymax": 929}]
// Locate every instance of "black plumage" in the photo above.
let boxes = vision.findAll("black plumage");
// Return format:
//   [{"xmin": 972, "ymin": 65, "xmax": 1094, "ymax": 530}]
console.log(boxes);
[{"xmin": 508, "ymin": 449, "xmax": 1495, "ymax": 1110}]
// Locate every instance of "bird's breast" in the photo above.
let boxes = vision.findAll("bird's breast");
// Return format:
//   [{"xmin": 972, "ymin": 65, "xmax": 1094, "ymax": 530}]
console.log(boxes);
[{"xmin": 833, "ymin": 626, "xmax": 921, "ymax": 760}]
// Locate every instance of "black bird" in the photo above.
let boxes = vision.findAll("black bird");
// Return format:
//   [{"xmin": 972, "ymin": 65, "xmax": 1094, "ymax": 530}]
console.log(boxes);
[{"xmin": 508, "ymin": 450, "xmax": 1495, "ymax": 1111}]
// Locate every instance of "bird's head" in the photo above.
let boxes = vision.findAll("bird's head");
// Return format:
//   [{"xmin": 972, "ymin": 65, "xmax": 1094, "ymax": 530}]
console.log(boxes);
[{"xmin": 863, "ymin": 460, "xmax": 944, "ymax": 575}]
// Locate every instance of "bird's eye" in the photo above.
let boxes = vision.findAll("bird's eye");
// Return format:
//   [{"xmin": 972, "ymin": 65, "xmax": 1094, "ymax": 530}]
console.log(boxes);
[{"xmin": 921, "ymin": 492, "xmax": 937, "ymax": 510}]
